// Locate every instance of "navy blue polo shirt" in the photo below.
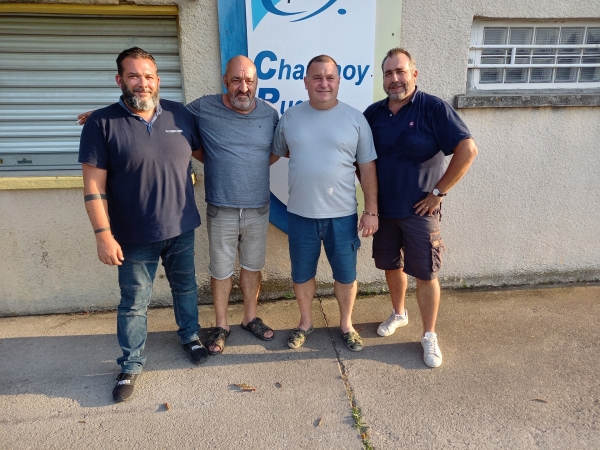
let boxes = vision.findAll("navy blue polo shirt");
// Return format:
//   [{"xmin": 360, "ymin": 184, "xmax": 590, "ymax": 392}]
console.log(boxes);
[
  {"xmin": 79, "ymin": 98, "xmax": 201, "ymax": 244},
  {"xmin": 363, "ymin": 88, "xmax": 472, "ymax": 219}
]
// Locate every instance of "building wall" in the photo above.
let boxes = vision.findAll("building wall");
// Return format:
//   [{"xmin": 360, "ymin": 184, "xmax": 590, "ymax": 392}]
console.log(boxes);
[
  {"xmin": 400, "ymin": 0, "xmax": 600, "ymax": 286},
  {"xmin": 0, "ymin": 0, "xmax": 598, "ymax": 315},
  {"xmin": 0, "ymin": 0, "xmax": 226, "ymax": 316}
]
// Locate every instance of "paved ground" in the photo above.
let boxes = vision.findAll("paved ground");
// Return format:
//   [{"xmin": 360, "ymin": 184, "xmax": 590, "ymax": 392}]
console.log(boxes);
[{"xmin": 0, "ymin": 284, "xmax": 599, "ymax": 449}]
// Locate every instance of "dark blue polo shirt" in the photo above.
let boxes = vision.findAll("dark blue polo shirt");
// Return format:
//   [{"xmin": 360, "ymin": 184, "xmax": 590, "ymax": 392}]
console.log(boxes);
[
  {"xmin": 364, "ymin": 88, "xmax": 472, "ymax": 219},
  {"xmin": 79, "ymin": 99, "xmax": 201, "ymax": 244}
]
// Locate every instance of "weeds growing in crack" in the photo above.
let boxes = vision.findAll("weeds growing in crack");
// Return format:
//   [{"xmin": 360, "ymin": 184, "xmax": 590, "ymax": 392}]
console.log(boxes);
[
  {"xmin": 352, "ymin": 407, "xmax": 373, "ymax": 449},
  {"xmin": 318, "ymin": 300, "xmax": 373, "ymax": 449}
]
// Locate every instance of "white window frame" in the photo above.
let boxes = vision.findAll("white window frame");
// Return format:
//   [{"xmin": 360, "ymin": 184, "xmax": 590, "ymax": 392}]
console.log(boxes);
[{"xmin": 468, "ymin": 20, "xmax": 600, "ymax": 91}]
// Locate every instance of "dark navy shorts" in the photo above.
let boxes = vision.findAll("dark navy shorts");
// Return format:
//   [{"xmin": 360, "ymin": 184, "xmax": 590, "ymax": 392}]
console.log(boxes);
[{"xmin": 372, "ymin": 210, "xmax": 443, "ymax": 281}]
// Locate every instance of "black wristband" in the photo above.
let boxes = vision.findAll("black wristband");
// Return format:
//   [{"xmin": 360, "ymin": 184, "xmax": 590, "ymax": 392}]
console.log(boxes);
[
  {"xmin": 84, "ymin": 193, "xmax": 107, "ymax": 202},
  {"xmin": 94, "ymin": 227, "xmax": 111, "ymax": 234}
]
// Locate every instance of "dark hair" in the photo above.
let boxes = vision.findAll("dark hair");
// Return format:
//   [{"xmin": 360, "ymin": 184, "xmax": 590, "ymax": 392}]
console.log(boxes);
[
  {"xmin": 306, "ymin": 54, "xmax": 338, "ymax": 73},
  {"xmin": 116, "ymin": 47, "xmax": 158, "ymax": 76},
  {"xmin": 381, "ymin": 47, "xmax": 416, "ymax": 72}
]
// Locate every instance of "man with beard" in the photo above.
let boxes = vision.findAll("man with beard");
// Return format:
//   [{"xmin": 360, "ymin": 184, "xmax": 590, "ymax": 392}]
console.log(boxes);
[
  {"xmin": 185, "ymin": 55, "xmax": 280, "ymax": 355},
  {"xmin": 363, "ymin": 48, "xmax": 478, "ymax": 368},
  {"xmin": 79, "ymin": 47, "xmax": 207, "ymax": 402}
]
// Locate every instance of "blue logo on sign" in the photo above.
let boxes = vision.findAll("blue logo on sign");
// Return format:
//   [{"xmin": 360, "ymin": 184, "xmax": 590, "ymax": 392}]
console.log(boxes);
[{"xmin": 251, "ymin": 0, "xmax": 345, "ymax": 30}]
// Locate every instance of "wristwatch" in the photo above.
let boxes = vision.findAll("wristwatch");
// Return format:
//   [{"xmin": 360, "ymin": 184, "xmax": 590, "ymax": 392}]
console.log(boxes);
[{"xmin": 432, "ymin": 188, "xmax": 446, "ymax": 197}]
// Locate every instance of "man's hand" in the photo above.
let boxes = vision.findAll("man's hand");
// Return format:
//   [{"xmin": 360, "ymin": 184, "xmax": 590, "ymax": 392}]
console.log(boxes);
[
  {"xmin": 414, "ymin": 193, "xmax": 443, "ymax": 216},
  {"xmin": 96, "ymin": 233, "xmax": 124, "ymax": 266},
  {"xmin": 358, "ymin": 213, "xmax": 379, "ymax": 237},
  {"xmin": 76, "ymin": 110, "xmax": 95, "ymax": 125}
]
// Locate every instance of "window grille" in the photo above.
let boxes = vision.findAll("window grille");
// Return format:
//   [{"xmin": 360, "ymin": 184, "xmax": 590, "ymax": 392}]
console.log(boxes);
[{"xmin": 468, "ymin": 21, "xmax": 600, "ymax": 90}]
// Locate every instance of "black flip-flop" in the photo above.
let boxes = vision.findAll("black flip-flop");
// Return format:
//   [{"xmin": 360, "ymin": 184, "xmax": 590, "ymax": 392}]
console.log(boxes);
[
  {"xmin": 206, "ymin": 327, "xmax": 231, "ymax": 355},
  {"xmin": 240, "ymin": 317, "xmax": 274, "ymax": 341}
]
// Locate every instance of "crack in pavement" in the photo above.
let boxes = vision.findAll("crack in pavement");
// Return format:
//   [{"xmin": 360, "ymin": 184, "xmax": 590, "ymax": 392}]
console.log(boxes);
[{"xmin": 318, "ymin": 299, "xmax": 373, "ymax": 449}]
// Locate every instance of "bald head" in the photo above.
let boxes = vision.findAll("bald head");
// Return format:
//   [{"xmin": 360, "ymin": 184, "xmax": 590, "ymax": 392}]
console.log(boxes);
[
  {"xmin": 225, "ymin": 55, "xmax": 255, "ymax": 77},
  {"xmin": 223, "ymin": 55, "xmax": 257, "ymax": 113}
]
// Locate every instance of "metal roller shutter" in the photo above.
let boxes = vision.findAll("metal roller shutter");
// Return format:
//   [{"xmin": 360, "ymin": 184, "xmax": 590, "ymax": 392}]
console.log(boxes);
[{"xmin": 0, "ymin": 14, "xmax": 183, "ymax": 171}]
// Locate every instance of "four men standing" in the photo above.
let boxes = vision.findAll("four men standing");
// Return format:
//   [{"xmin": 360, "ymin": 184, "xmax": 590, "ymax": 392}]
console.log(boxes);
[{"xmin": 80, "ymin": 45, "xmax": 477, "ymax": 401}]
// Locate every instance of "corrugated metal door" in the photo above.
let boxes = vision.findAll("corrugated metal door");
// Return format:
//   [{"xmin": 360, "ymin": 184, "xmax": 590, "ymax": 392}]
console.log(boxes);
[{"xmin": 0, "ymin": 15, "xmax": 183, "ymax": 171}]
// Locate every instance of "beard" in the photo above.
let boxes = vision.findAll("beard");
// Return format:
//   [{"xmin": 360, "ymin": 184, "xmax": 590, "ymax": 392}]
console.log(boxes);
[
  {"xmin": 384, "ymin": 80, "xmax": 414, "ymax": 102},
  {"xmin": 228, "ymin": 89, "xmax": 255, "ymax": 111},
  {"xmin": 121, "ymin": 85, "xmax": 160, "ymax": 111}
]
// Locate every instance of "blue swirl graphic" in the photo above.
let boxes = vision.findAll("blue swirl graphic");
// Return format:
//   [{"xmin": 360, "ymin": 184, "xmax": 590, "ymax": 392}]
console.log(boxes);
[
  {"xmin": 291, "ymin": 0, "xmax": 337, "ymax": 22},
  {"xmin": 252, "ymin": 0, "xmax": 339, "ymax": 29}
]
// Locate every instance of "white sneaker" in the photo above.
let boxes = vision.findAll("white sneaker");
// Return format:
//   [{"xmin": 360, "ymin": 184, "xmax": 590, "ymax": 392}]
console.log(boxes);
[
  {"xmin": 421, "ymin": 332, "xmax": 442, "ymax": 368},
  {"xmin": 377, "ymin": 309, "xmax": 408, "ymax": 337}
]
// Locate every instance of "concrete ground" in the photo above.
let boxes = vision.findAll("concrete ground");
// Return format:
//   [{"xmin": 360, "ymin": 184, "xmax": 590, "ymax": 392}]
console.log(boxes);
[{"xmin": 0, "ymin": 284, "xmax": 598, "ymax": 449}]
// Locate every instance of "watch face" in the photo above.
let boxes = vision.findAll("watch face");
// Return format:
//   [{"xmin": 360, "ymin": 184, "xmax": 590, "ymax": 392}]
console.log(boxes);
[{"xmin": 433, "ymin": 188, "xmax": 440, "ymax": 196}]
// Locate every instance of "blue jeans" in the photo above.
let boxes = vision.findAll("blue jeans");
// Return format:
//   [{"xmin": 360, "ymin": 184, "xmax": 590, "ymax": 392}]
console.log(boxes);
[
  {"xmin": 116, "ymin": 230, "xmax": 200, "ymax": 374},
  {"xmin": 287, "ymin": 212, "xmax": 361, "ymax": 284}
]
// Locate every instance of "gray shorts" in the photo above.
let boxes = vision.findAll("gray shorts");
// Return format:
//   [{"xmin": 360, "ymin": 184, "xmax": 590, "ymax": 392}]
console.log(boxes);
[{"xmin": 206, "ymin": 204, "xmax": 270, "ymax": 280}]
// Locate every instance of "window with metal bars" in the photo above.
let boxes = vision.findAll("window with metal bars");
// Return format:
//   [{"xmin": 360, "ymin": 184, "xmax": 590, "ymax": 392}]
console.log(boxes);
[{"xmin": 468, "ymin": 21, "xmax": 600, "ymax": 90}]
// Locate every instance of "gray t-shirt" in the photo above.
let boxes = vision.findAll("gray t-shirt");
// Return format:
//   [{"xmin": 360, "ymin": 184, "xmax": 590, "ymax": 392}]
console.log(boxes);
[
  {"xmin": 186, "ymin": 94, "xmax": 279, "ymax": 208},
  {"xmin": 272, "ymin": 101, "xmax": 377, "ymax": 219}
]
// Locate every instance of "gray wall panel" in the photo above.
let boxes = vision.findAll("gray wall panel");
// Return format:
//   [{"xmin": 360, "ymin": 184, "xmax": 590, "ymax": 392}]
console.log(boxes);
[
  {"xmin": 0, "ymin": 88, "xmax": 184, "ymax": 103},
  {"xmin": 0, "ymin": 14, "xmax": 183, "ymax": 171},
  {"xmin": 0, "ymin": 36, "xmax": 180, "ymax": 53},
  {"xmin": 0, "ymin": 17, "xmax": 179, "ymax": 36},
  {"xmin": 0, "ymin": 53, "xmax": 182, "ymax": 71},
  {"xmin": 1, "ymin": 71, "xmax": 182, "ymax": 87}
]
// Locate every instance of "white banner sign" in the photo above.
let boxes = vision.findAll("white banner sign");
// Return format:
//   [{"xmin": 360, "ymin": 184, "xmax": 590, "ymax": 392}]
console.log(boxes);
[
  {"xmin": 245, "ymin": 0, "xmax": 376, "ymax": 213},
  {"xmin": 246, "ymin": 0, "xmax": 376, "ymax": 115}
]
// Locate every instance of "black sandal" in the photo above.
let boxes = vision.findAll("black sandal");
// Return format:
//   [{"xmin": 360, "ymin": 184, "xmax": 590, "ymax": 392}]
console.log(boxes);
[
  {"xmin": 240, "ymin": 317, "xmax": 274, "ymax": 341},
  {"xmin": 206, "ymin": 327, "xmax": 231, "ymax": 355}
]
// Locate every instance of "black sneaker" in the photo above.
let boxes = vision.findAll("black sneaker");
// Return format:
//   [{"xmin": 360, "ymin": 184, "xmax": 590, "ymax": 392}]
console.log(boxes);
[
  {"xmin": 183, "ymin": 340, "xmax": 209, "ymax": 365},
  {"xmin": 112, "ymin": 372, "xmax": 140, "ymax": 403}
]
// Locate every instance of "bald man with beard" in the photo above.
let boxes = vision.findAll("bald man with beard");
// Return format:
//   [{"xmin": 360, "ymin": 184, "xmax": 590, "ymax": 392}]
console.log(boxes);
[{"xmin": 186, "ymin": 56, "xmax": 280, "ymax": 355}]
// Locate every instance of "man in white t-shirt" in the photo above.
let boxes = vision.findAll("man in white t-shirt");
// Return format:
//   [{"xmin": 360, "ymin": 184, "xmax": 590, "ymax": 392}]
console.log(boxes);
[{"xmin": 272, "ymin": 55, "xmax": 378, "ymax": 352}]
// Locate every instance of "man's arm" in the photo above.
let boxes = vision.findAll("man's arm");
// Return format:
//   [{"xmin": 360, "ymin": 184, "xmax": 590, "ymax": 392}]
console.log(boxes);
[
  {"xmin": 271, "ymin": 117, "xmax": 290, "ymax": 160},
  {"xmin": 270, "ymin": 153, "xmax": 281, "ymax": 165},
  {"xmin": 414, "ymin": 138, "xmax": 478, "ymax": 216},
  {"xmin": 192, "ymin": 148, "xmax": 204, "ymax": 163},
  {"xmin": 82, "ymin": 163, "xmax": 124, "ymax": 266},
  {"xmin": 357, "ymin": 161, "xmax": 378, "ymax": 237}
]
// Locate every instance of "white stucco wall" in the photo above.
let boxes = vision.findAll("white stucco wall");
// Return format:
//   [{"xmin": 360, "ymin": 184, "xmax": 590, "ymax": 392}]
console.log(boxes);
[
  {"xmin": 1, "ymin": 0, "xmax": 599, "ymax": 315},
  {"xmin": 399, "ymin": 0, "xmax": 600, "ymax": 286}
]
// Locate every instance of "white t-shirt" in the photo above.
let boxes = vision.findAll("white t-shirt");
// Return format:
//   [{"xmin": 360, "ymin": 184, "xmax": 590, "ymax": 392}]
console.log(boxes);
[{"xmin": 272, "ymin": 101, "xmax": 377, "ymax": 219}]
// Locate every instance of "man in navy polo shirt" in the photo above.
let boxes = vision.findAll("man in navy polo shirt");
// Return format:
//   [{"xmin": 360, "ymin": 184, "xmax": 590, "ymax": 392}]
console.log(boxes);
[
  {"xmin": 364, "ymin": 48, "xmax": 478, "ymax": 368},
  {"xmin": 79, "ymin": 47, "xmax": 208, "ymax": 402}
]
